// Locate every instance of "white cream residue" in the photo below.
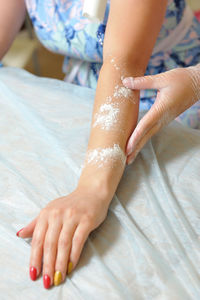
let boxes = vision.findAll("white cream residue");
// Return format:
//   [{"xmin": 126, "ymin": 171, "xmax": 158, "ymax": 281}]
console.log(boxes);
[
  {"xmin": 92, "ymin": 56, "xmax": 135, "ymax": 131},
  {"xmin": 106, "ymin": 96, "xmax": 112, "ymax": 103},
  {"xmin": 110, "ymin": 58, "xmax": 120, "ymax": 71},
  {"xmin": 93, "ymin": 102, "xmax": 120, "ymax": 130},
  {"xmin": 110, "ymin": 57, "xmax": 134, "ymax": 101},
  {"xmin": 113, "ymin": 85, "xmax": 132, "ymax": 99},
  {"xmin": 84, "ymin": 144, "xmax": 126, "ymax": 168}
]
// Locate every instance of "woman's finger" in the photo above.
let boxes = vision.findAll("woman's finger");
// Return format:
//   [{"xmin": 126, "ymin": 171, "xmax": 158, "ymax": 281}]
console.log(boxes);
[
  {"xmin": 42, "ymin": 219, "xmax": 63, "ymax": 289},
  {"xmin": 69, "ymin": 220, "xmax": 92, "ymax": 273},
  {"xmin": 17, "ymin": 216, "xmax": 38, "ymax": 238},
  {"xmin": 54, "ymin": 221, "xmax": 78, "ymax": 285},
  {"xmin": 29, "ymin": 216, "xmax": 48, "ymax": 281},
  {"xmin": 122, "ymin": 73, "xmax": 168, "ymax": 90},
  {"xmin": 127, "ymin": 122, "xmax": 160, "ymax": 165}
]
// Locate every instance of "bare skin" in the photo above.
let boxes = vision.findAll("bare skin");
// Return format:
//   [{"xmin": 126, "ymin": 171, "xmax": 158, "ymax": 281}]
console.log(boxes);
[
  {"xmin": 24, "ymin": 186, "xmax": 112, "ymax": 285},
  {"xmin": 0, "ymin": 0, "xmax": 26, "ymax": 60},
  {"xmin": 9, "ymin": 0, "xmax": 168, "ymax": 288}
]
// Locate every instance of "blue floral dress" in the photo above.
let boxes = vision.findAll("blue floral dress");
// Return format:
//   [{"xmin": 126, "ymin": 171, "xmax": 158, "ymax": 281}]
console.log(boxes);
[{"xmin": 25, "ymin": 0, "xmax": 200, "ymax": 128}]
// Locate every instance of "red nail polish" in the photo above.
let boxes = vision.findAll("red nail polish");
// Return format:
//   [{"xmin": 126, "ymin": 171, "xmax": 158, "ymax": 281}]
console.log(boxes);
[
  {"xmin": 16, "ymin": 228, "xmax": 24, "ymax": 237},
  {"xmin": 30, "ymin": 266, "xmax": 37, "ymax": 281},
  {"xmin": 43, "ymin": 274, "xmax": 51, "ymax": 289}
]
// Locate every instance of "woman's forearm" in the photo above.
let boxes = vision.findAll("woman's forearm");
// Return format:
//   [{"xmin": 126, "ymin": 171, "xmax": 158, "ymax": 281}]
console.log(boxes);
[
  {"xmin": 78, "ymin": 58, "xmax": 142, "ymax": 198},
  {"xmin": 78, "ymin": 0, "xmax": 168, "ymax": 200}
]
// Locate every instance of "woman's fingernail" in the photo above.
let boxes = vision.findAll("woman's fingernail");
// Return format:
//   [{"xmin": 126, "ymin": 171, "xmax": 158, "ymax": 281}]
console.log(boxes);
[
  {"xmin": 43, "ymin": 274, "xmax": 51, "ymax": 289},
  {"xmin": 54, "ymin": 271, "xmax": 62, "ymax": 286},
  {"xmin": 29, "ymin": 266, "xmax": 37, "ymax": 281},
  {"xmin": 67, "ymin": 262, "xmax": 73, "ymax": 275},
  {"xmin": 16, "ymin": 228, "xmax": 24, "ymax": 237}
]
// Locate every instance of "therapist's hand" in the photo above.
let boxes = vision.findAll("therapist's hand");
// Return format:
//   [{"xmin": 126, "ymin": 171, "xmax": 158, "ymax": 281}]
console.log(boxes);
[
  {"xmin": 122, "ymin": 64, "xmax": 200, "ymax": 164},
  {"xmin": 16, "ymin": 186, "xmax": 110, "ymax": 289}
]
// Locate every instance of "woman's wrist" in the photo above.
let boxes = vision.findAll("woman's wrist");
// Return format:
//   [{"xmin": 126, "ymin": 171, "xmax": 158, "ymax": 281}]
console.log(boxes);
[
  {"xmin": 77, "ymin": 158, "xmax": 126, "ymax": 202},
  {"xmin": 77, "ymin": 178, "xmax": 114, "ymax": 204},
  {"xmin": 77, "ymin": 178, "xmax": 115, "ymax": 206}
]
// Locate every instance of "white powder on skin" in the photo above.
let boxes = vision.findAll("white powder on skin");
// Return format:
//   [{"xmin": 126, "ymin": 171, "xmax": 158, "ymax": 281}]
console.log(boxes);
[
  {"xmin": 106, "ymin": 96, "xmax": 112, "ymax": 103},
  {"xmin": 93, "ymin": 102, "xmax": 120, "ymax": 130},
  {"xmin": 110, "ymin": 58, "xmax": 120, "ymax": 71},
  {"xmin": 92, "ymin": 56, "xmax": 135, "ymax": 131},
  {"xmin": 84, "ymin": 144, "xmax": 126, "ymax": 168},
  {"xmin": 113, "ymin": 85, "xmax": 133, "ymax": 99},
  {"xmin": 110, "ymin": 57, "xmax": 135, "ymax": 102}
]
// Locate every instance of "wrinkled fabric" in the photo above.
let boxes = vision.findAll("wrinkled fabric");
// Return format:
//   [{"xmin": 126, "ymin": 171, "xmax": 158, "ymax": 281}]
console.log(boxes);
[{"xmin": 0, "ymin": 67, "xmax": 200, "ymax": 299}]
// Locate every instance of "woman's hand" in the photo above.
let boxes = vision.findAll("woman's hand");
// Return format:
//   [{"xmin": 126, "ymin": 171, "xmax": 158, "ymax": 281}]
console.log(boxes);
[
  {"xmin": 123, "ymin": 65, "xmax": 200, "ymax": 164},
  {"xmin": 16, "ymin": 185, "xmax": 111, "ymax": 289}
]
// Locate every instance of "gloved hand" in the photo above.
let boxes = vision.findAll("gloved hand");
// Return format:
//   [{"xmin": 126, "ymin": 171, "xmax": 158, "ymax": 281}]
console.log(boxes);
[{"xmin": 122, "ymin": 64, "xmax": 200, "ymax": 165}]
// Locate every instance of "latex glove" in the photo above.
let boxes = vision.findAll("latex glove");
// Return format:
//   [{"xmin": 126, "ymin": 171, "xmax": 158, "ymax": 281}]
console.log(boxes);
[{"xmin": 122, "ymin": 64, "xmax": 200, "ymax": 165}]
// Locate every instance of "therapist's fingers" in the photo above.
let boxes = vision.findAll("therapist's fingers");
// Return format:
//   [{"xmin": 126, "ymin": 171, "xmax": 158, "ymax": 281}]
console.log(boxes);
[
  {"xmin": 126, "ymin": 102, "xmax": 160, "ymax": 156},
  {"xmin": 122, "ymin": 73, "xmax": 168, "ymax": 90},
  {"xmin": 16, "ymin": 216, "xmax": 38, "ymax": 238},
  {"xmin": 127, "ymin": 123, "xmax": 160, "ymax": 165}
]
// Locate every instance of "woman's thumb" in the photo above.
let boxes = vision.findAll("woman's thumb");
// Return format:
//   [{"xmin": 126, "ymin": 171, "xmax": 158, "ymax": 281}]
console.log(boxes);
[{"xmin": 122, "ymin": 73, "xmax": 167, "ymax": 90}]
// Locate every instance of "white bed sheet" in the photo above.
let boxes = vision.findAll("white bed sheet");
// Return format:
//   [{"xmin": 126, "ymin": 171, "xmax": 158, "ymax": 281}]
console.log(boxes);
[{"xmin": 0, "ymin": 67, "xmax": 200, "ymax": 300}]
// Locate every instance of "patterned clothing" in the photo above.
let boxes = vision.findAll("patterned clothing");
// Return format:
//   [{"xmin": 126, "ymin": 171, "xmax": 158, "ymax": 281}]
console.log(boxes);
[{"xmin": 25, "ymin": 0, "xmax": 200, "ymax": 128}]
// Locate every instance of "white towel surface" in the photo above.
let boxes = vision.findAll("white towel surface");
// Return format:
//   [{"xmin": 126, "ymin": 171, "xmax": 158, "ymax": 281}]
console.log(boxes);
[{"xmin": 0, "ymin": 67, "xmax": 200, "ymax": 299}]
